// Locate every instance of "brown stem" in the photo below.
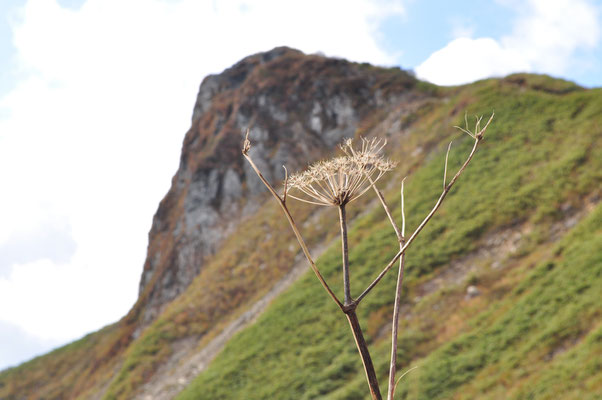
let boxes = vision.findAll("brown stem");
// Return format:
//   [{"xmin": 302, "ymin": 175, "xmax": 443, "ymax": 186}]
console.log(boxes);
[
  {"xmin": 340, "ymin": 204, "xmax": 381, "ymax": 397},
  {"xmin": 242, "ymin": 146, "xmax": 343, "ymax": 310},
  {"xmin": 339, "ymin": 204, "xmax": 352, "ymax": 305},
  {"xmin": 346, "ymin": 309, "xmax": 382, "ymax": 400}
]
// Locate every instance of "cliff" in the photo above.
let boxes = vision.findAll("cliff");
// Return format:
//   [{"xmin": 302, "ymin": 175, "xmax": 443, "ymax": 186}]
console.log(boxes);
[{"xmin": 135, "ymin": 46, "xmax": 420, "ymax": 327}]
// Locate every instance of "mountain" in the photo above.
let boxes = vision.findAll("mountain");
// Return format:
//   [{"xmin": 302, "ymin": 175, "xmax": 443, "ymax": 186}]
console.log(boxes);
[
  {"xmin": 1, "ymin": 48, "xmax": 601, "ymax": 400},
  {"xmin": 136, "ymin": 46, "xmax": 421, "ymax": 330}
]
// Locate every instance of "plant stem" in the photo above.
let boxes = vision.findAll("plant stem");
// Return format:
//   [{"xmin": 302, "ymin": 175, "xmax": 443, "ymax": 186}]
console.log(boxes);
[
  {"xmin": 242, "ymin": 147, "xmax": 343, "ymax": 310},
  {"xmin": 339, "ymin": 204, "xmax": 352, "ymax": 305},
  {"xmin": 388, "ymin": 247, "xmax": 405, "ymax": 400},
  {"xmin": 387, "ymin": 180, "xmax": 408, "ymax": 400},
  {"xmin": 346, "ymin": 309, "xmax": 382, "ymax": 400},
  {"xmin": 340, "ymin": 203, "xmax": 380, "ymax": 398},
  {"xmin": 368, "ymin": 178, "xmax": 407, "ymax": 400}
]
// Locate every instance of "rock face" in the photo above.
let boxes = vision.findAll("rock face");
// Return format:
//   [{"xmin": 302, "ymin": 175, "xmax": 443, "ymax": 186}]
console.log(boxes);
[{"xmin": 136, "ymin": 47, "xmax": 419, "ymax": 326}]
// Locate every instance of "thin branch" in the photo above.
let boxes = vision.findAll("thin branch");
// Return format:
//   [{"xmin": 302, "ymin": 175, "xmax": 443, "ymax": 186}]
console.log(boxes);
[
  {"xmin": 356, "ymin": 112, "xmax": 493, "ymax": 304},
  {"xmin": 286, "ymin": 194, "xmax": 332, "ymax": 206},
  {"xmin": 368, "ymin": 177, "xmax": 402, "ymax": 240},
  {"xmin": 475, "ymin": 111, "xmax": 494, "ymax": 140},
  {"xmin": 443, "ymin": 141, "xmax": 452, "ymax": 189},
  {"xmin": 453, "ymin": 126, "xmax": 475, "ymax": 139},
  {"xmin": 357, "ymin": 139, "xmax": 476, "ymax": 303},
  {"xmin": 401, "ymin": 178, "xmax": 406, "ymax": 237},
  {"xmin": 367, "ymin": 175, "xmax": 408, "ymax": 400},
  {"xmin": 282, "ymin": 165, "xmax": 289, "ymax": 204},
  {"xmin": 454, "ymin": 112, "xmax": 475, "ymax": 139},
  {"xmin": 393, "ymin": 366, "xmax": 419, "ymax": 396},
  {"xmin": 242, "ymin": 131, "xmax": 344, "ymax": 310},
  {"xmin": 387, "ymin": 180, "xmax": 407, "ymax": 400}
]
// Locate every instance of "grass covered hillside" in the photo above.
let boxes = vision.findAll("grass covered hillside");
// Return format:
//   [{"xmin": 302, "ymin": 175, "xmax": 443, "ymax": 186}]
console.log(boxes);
[
  {"xmin": 1, "ymin": 51, "xmax": 600, "ymax": 400},
  {"xmin": 177, "ymin": 75, "xmax": 602, "ymax": 399}
]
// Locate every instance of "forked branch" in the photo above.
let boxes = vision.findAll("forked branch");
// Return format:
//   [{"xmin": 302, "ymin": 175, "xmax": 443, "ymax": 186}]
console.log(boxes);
[{"xmin": 356, "ymin": 112, "xmax": 494, "ymax": 304}]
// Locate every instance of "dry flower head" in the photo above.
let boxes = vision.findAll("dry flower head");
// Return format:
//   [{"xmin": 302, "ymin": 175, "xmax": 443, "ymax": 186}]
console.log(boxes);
[{"xmin": 287, "ymin": 138, "xmax": 396, "ymax": 206}]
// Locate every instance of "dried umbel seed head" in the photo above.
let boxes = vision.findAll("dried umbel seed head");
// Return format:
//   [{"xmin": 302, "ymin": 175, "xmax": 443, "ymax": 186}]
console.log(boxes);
[{"xmin": 287, "ymin": 138, "xmax": 396, "ymax": 206}]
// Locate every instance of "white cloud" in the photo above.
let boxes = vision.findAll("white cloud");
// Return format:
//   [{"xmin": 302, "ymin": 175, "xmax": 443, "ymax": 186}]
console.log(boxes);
[
  {"xmin": 416, "ymin": 0, "xmax": 601, "ymax": 85},
  {"xmin": 414, "ymin": 37, "xmax": 529, "ymax": 86},
  {"xmin": 0, "ymin": 0, "xmax": 402, "ymax": 349}
]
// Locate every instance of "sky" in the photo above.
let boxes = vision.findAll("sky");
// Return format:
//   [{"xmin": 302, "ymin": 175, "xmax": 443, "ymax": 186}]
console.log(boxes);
[{"xmin": 0, "ymin": 0, "xmax": 600, "ymax": 371}]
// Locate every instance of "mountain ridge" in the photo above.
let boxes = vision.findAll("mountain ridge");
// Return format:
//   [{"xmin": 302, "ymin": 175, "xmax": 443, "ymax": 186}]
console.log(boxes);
[{"xmin": 1, "ymin": 48, "xmax": 600, "ymax": 400}]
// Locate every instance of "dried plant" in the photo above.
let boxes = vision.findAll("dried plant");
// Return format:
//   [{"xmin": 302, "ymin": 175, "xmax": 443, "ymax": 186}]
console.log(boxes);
[
  {"xmin": 242, "ymin": 112, "xmax": 494, "ymax": 400},
  {"xmin": 287, "ymin": 138, "xmax": 396, "ymax": 206}
]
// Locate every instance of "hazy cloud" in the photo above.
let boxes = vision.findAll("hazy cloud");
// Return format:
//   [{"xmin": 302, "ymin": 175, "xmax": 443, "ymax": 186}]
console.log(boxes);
[
  {"xmin": 0, "ymin": 217, "xmax": 76, "ymax": 278},
  {"xmin": 502, "ymin": 0, "xmax": 600, "ymax": 74},
  {"xmin": 0, "ymin": 320, "xmax": 61, "ymax": 371}
]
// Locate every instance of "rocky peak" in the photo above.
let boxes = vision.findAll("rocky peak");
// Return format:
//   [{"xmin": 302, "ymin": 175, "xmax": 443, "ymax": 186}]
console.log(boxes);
[
  {"xmin": 191, "ymin": 47, "xmax": 303, "ymax": 123},
  {"xmin": 135, "ymin": 47, "xmax": 420, "ymax": 328}
]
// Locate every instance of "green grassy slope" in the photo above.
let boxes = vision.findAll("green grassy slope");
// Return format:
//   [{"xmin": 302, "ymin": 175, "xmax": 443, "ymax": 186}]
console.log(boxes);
[
  {"xmin": 176, "ymin": 75, "xmax": 602, "ymax": 399},
  {"xmin": 1, "ymin": 73, "xmax": 600, "ymax": 400}
]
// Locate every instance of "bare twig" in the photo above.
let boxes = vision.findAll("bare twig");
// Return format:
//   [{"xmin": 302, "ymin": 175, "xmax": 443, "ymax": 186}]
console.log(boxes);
[
  {"xmin": 282, "ymin": 166, "xmax": 289, "ymax": 204},
  {"xmin": 393, "ymin": 366, "xmax": 419, "ymax": 396},
  {"xmin": 368, "ymin": 177, "xmax": 402, "ymax": 240},
  {"xmin": 242, "ymin": 130, "xmax": 343, "ymax": 310},
  {"xmin": 387, "ymin": 179, "xmax": 407, "ymax": 400},
  {"xmin": 356, "ymin": 112, "xmax": 494, "ymax": 304},
  {"xmin": 443, "ymin": 141, "xmax": 452, "ymax": 189},
  {"xmin": 368, "ymin": 176, "xmax": 407, "ymax": 400},
  {"xmin": 401, "ymin": 179, "xmax": 406, "ymax": 238},
  {"xmin": 453, "ymin": 112, "xmax": 476, "ymax": 139}
]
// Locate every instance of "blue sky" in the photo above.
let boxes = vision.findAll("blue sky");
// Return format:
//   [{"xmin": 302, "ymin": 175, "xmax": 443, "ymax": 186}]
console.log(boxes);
[
  {"xmin": 380, "ymin": 1, "xmax": 514, "ymax": 68},
  {"xmin": 0, "ymin": 0, "xmax": 600, "ymax": 371}
]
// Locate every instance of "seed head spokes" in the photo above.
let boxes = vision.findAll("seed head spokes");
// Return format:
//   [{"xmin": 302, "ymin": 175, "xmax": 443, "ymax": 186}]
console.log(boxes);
[{"xmin": 287, "ymin": 138, "xmax": 396, "ymax": 206}]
